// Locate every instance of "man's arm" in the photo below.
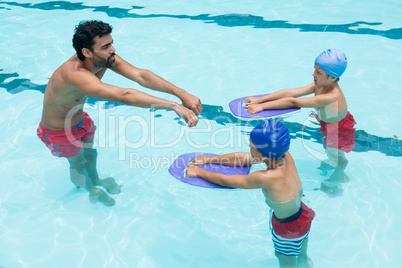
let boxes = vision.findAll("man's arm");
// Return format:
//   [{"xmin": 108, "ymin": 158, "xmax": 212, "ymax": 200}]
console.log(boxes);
[
  {"xmin": 110, "ymin": 55, "xmax": 202, "ymax": 115},
  {"xmin": 69, "ymin": 69, "xmax": 198, "ymax": 127}
]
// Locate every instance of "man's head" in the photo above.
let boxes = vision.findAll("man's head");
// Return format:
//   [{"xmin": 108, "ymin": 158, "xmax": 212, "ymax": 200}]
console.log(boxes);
[
  {"xmin": 249, "ymin": 120, "xmax": 290, "ymax": 160},
  {"xmin": 72, "ymin": 20, "xmax": 114, "ymax": 66}
]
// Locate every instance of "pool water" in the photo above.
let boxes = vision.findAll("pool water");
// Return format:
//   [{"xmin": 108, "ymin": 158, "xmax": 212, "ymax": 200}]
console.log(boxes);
[{"xmin": 1, "ymin": 1, "xmax": 402, "ymax": 267}]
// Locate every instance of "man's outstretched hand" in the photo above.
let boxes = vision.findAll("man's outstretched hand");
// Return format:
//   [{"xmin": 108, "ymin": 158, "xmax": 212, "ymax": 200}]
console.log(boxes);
[
  {"xmin": 173, "ymin": 103, "xmax": 199, "ymax": 127},
  {"xmin": 180, "ymin": 91, "xmax": 202, "ymax": 116}
]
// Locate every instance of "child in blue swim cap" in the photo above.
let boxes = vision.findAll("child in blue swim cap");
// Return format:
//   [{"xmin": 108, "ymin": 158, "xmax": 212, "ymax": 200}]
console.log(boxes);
[
  {"xmin": 186, "ymin": 120, "xmax": 315, "ymax": 267},
  {"xmin": 245, "ymin": 49, "xmax": 356, "ymax": 172}
]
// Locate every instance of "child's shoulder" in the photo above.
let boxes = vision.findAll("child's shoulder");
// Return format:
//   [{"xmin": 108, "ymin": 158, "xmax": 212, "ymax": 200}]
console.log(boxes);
[{"xmin": 250, "ymin": 168, "xmax": 285, "ymax": 182}]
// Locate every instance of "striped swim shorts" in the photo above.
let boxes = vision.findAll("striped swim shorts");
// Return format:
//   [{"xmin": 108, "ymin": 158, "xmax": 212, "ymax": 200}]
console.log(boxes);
[{"xmin": 270, "ymin": 202, "xmax": 315, "ymax": 256}]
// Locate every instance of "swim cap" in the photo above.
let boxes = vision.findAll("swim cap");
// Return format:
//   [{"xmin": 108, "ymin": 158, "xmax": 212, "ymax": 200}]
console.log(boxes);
[
  {"xmin": 315, "ymin": 49, "xmax": 347, "ymax": 78},
  {"xmin": 250, "ymin": 120, "xmax": 290, "ymax": 159}
]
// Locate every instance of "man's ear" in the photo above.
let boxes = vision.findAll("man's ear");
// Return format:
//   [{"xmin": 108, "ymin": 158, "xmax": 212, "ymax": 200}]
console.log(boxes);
[{"xmin": 82, "ymin": 48, "xmax": 92, "ymax": 59}]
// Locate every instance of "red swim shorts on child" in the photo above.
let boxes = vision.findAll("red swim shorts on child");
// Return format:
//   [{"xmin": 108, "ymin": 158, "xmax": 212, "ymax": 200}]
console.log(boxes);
[
  {"xmin": 316, "ymin": 111, "xmax": 357, "ymax": 153},
  {"xmin": 37, "ymin": 112, "xmax": 96, "ymax": 158},
  {"xmin": 270, "ymin": 202, "xmax": 315, "ymax": 256}
]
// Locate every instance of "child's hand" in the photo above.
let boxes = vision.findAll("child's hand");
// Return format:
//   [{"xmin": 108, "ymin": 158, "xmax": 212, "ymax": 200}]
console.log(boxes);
[
  {"xmin": 247, "ymin": 104, "xmax": 263, "ymax": 114},
  {"xmin": 186, "ymin": 165, "xmax": 200, "ymax": 177},
  {"xmin": 245, "ymin": 96, "xmax": 261, "ymax": 105},
  {"xmin": 192, "ymin": 156, "xmax": 210, "ymax": 165}
]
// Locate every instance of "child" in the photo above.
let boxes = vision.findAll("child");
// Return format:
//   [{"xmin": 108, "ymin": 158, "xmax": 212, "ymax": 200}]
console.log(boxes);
[
  {"xmin": 186, "ymin": 120, "xmax": 315, "ymax": 267},
  {"xmin": 245, "ymin": 49, "xmax": 356, "ymax": 168}
]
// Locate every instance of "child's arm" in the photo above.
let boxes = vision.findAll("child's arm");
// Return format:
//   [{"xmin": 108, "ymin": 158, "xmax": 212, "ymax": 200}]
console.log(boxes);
[
  {"xmin": 245, "ymin": 83, "xmax": 315, "ymax": 105},
  {"xmin": 191, "ymin": 152, "xmax": 256, "ymax": 167},
  {"xmin": 186, "ymin": 166, "xmax": 267, "ymax": 189},
  {"xmin": 247, "ymin": 89, "xmax": 337, "ymax": 114}
]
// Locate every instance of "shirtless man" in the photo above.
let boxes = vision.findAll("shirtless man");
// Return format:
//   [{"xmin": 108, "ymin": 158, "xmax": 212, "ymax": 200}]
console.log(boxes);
[
  {"xmin": 37, "ymin": 20, "xmax": 202, "ymax": 206},
  {"xmin": 245, "ymin": 49, "xmax": 356, "ymax": 169},
  {"xmin": 186, "ymin": 120, "xmax": 315, "ymax": 267}
]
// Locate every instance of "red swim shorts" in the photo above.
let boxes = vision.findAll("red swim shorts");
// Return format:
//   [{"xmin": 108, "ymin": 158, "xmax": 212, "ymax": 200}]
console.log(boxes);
[
  {"xmin": 316, "ymin": 111, "xmax": 357, "ymax": 153},
  {"xmin": 37, "ymin": 112, "xmax": 96, "ymax": 158},
  {"xmin": 271, "ymin": 202, "xmax": 315, "ymax": 256},
  {"xmin": 271, "ymin": 202, "xmax": 315, "ymax": 239}
]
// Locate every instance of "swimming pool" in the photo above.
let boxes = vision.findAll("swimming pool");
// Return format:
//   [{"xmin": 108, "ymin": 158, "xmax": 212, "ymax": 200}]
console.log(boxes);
[{"xmin": 1, "ymin": 0, "xmax": 402, "ymax": 267}]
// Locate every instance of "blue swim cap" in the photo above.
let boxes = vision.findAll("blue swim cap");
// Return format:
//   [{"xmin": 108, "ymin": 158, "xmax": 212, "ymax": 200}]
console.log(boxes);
[
  {"xmin": 250, "ymin": 120, "xmax": 290, "ymax": 160},
  {"xmin": 315, "ymin": 49, "xmax": 347, "ymax": 78}
]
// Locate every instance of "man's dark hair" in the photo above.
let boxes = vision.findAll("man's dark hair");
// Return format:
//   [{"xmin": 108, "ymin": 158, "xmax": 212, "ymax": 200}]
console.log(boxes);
[{"xmin": 72, "ymin": 20, "xmax": 112, "ymax": 61}]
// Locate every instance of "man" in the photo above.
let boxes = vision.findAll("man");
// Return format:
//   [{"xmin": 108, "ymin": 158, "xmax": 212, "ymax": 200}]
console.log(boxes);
[{"xmin": 37, "ymin": 20, "xmax": 202, "ymax": 206}]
